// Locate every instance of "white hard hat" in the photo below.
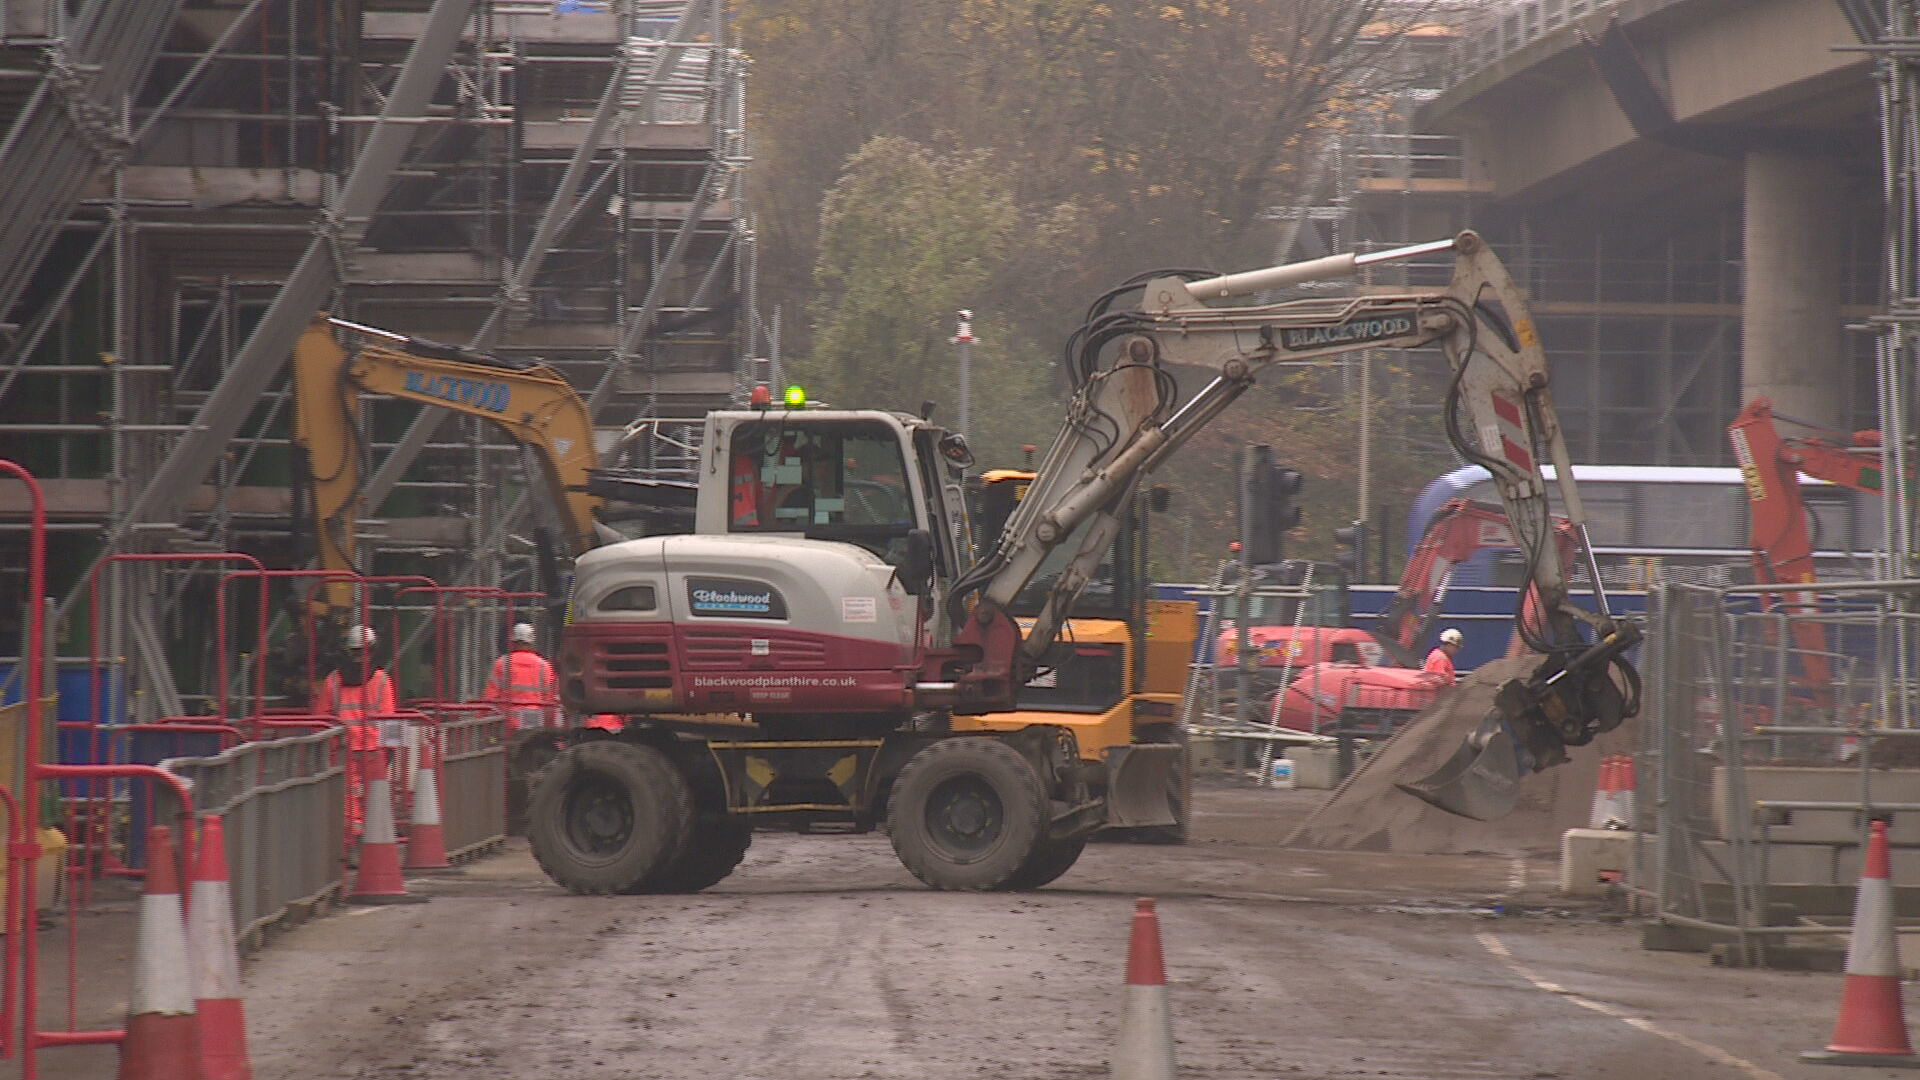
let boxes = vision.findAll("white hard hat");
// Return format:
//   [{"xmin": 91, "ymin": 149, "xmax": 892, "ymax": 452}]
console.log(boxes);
[
  {"xmin": 510, "ymin": 622, "xmax": 537, "ymax": 645},
  {"xmin": 1439, "ymin": 628, "xmax": 1464, "ymax": 646},
  {"xmin": 344, "ymin": 624, "xmax": 377, "ymax": 650}
]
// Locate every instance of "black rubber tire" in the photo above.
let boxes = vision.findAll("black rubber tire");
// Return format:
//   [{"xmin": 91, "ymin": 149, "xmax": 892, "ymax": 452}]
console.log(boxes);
[
  {"xmin": 630, "ymin": 815, "xmax": 751, "ymax": 894},
  {"xmin": 887, "ymin": 737, "xmax": 1049, "ymax": 891},
  {"xmin": 528, "ymin": 741, "xmax": 693, "ymax": 895},
  {"xmin": 999, "ymin": 833, "xmax": 1089, "ymax": 891}
]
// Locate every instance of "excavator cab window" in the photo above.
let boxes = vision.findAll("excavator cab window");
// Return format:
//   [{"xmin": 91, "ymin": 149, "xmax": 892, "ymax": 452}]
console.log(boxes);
[{"xmin": 726, "ymin": 420, "xmax": 918, "ymax": 559}]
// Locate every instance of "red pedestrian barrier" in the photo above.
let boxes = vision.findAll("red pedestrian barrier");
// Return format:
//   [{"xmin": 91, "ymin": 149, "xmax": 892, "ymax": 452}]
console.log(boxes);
[
  {"xmin": 1112, "ymin": 897, "xmax": 1176, "ymax": 1080},
  {"xmin": 1803, "ymin": 819, "xmax": 1920, "ymax": 1067},
  {"xmin": 120, "ymin": 826, "xmax": 199, "ymax": 1080},
  {"xmin": 188, "ymin": 815, "xmax": 253, "ymax": 1080}
]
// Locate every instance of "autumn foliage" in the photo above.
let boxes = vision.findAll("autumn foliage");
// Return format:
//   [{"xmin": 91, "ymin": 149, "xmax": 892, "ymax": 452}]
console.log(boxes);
[{"xmin": 736, "ymin": 0, "xmax": 1454, "ymax": 577}]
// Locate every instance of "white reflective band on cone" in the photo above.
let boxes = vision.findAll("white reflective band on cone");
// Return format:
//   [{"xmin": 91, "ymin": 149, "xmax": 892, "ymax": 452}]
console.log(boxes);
[
  {"xmin": 1113, "ymin": 985, "xmax": 1175, "ymax": 1080},
  {"xmin": 134, "ymin": 891, "xmax": 197, "ymax": 1016},
  {"xmin": 1846, "ymin": 876, "xmax": 1899, "ymax": 977},
  {"xmin": 189, "ymin": 879, "xmax": 244, "ymax": 999},
  {"xmin": 363, "ymin": 778, "xmax": 398, "ymax": 845},
  {"xmin": 412, "ymin": 768, "xmax": 443, "ymax": 826}
]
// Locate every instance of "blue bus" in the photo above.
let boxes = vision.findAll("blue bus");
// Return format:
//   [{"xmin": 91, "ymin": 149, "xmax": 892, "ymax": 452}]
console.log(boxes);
[{"xmin": 1410, "ymin": 464, "xmax": 1886, "ymax": 591}]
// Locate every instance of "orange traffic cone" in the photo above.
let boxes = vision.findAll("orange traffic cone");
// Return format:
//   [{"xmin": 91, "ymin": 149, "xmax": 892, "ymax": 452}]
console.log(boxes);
[
  {"xmin": 1111, "ymin": 897, "xmax": 1176, "ymax": 1080},
  {"xmin": 350, "ymin": 772, "xmax": 426, "ymax": 904},
  {"xmin": 404, "ymin": 760, "xmax": 453, "ymax": 872},
  {"xmin": 1587, "ymin": 757, "xmax": 1617, "ymax": 829},
  {"xmin": 189, "ymin": 814, "xmax": 252, "ymax": 1080},
  {"xmin": 1803, "ymin": 819, "xmax": 1920, "ymax": 1067},
  {"xmin": 120, "ymin": 826, "xmax": 200, "ymax": 1080}
]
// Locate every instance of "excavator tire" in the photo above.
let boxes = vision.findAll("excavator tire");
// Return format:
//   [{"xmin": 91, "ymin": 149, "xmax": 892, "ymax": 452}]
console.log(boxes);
[
  {"xmin": 631, "ymin": 815, "xmax": 752, "ymax": 894},
  {"xmin": 528, "ymin": 740, "xmax": 692, "ymax": 894},
  {"xmin": 998, "ymin": 834, "xmax": 1089, "ymax": 890},
  {"xmin": 888, "ymin": 736, "xmax": 1050, "ymax": 891}
]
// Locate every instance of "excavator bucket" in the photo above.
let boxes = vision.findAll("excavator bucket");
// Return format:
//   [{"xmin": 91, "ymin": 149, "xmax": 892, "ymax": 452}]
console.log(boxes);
[{"xmin": 1394, "ymin": 711, "xmax": 1526, "ymax": 822}]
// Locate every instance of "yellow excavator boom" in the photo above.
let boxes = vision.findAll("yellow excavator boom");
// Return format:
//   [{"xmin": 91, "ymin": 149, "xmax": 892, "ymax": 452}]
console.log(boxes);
[{"xmin": 291, "ymin": 314, "xmax": 604, "ymax": 611}]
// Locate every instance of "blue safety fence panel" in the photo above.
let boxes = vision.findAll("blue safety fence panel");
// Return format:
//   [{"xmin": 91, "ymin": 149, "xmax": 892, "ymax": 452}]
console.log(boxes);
[{"xmin": 125, "ymin": 725, "xmax": 230, "ymax": 869}]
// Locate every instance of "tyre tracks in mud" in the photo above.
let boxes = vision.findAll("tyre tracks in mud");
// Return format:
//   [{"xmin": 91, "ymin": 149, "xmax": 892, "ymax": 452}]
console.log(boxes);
[{"xmin": 218, "ymin": 787, "xmax": 1878, "ymax": 1080}]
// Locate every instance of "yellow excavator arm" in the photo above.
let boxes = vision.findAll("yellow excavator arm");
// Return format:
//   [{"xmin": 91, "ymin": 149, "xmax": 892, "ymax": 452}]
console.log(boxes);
[{"xmin": 291, "ymin": 314, "xmax": 604, "ymax": 607}]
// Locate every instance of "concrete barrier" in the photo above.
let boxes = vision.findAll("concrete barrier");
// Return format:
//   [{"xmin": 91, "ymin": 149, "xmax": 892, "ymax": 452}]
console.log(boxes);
[
  {"xmin": 1287, "ymin": 746, "xmax": 1340, "ymax": 790},
  {"xmin": 1562, "ymin": 829, "xmax": 1847, "ymax": 896}
]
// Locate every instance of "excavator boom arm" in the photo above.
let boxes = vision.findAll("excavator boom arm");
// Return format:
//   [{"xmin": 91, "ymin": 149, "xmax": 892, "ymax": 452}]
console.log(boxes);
[
  {"xmin": 959, "ymin": 232, "xmax": 1613, "ymax": 665},
  {"xmin": 943, "ymin": 232, "xmax": 1642, "ymax": 820},
  {"xmin": 290, "ymin": 316, "xmax": 605, "ymax": 601}
]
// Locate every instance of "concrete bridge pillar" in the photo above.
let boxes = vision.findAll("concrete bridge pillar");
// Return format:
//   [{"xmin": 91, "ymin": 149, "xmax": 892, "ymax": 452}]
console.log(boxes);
[{"xmin": 1742, "ymin": 152, "xmax": 1848, "ymax": 427}]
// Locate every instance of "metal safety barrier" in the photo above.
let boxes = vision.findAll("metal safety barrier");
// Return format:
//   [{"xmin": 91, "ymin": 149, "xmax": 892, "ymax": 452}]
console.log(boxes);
[
  {"xmin": 156, "ymin": 728, "xmax": 344, "ymax": 951},
  {"xmin": 435, "ymin": 709, "xmax": 508, "ymax": 860},
  {"xmin": 1637, "ymin": 579, "xmax": 1920, "ymax": 964}
]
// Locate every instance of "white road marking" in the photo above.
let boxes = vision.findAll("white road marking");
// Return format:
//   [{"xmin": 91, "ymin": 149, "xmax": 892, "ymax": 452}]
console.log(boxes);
[{"xmin": 1476, "ymin": 932, "xmax": 1786, "ymax": 1080}]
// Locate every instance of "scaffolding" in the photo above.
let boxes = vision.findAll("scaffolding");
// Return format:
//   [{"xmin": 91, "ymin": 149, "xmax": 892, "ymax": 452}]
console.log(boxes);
[{"xmin": 0, "ymin": 0, "xmax": 760, "ymax": 718}]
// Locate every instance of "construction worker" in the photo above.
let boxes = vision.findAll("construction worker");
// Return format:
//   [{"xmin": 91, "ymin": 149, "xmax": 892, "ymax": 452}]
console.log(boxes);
[
  {"xmin": 483, "ymin": 622, "xmax": 558, "ymax": 731},
  {"xmin": 312, "ymin": 625, "xmax": 396, "ymax": 836},
  {"xmin": 1424, "ymin": 627, "xmax": 1464, "ymax": 681}
]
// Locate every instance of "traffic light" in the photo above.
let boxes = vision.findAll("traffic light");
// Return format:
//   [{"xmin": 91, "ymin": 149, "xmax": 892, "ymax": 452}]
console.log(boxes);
[
  {"xmin": 1240, "ymin": 444, "xmax": 1304, "ymax": 566},
  {"xmin": 1335, "ymin": 519, "xmax": 1369, "ymax": 582}
]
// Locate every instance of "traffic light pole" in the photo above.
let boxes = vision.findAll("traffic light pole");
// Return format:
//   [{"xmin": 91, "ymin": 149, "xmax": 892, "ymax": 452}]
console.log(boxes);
[{"xmin": 1234, "ymin": 448, "xmax": 1259, "ymax": 730}]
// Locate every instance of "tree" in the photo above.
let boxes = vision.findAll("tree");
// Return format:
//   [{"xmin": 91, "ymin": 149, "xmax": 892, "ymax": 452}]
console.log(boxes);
[
  {"xmin": 802, "ymin": 136, "xmax": 1074, "ymax": 467},
  {"xmin": 737, "ymin": 0, "xmax": 1449, "ymax": 558}
]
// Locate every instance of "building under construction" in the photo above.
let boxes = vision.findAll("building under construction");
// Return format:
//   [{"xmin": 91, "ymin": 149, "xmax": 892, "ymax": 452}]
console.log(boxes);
[{"xmin": 0, "ymin": 0, "xmax": 760, "ymax": 715}]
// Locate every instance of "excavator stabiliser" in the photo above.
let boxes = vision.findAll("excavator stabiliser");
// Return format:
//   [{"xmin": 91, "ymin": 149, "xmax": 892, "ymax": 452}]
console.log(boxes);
[
  {"xmin": 1103, "ymin": 743, "xmax": 1183, "ymax": 828},
  {"xmin": 1398, "ymin": 624, "xmax": 1642, "ymax": 820}
]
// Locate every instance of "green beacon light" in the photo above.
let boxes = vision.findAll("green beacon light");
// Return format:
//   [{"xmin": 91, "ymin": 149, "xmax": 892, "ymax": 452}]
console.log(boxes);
[{"xmin": 784, "ymin": 384, "xmax": 807, "ymax": 407}]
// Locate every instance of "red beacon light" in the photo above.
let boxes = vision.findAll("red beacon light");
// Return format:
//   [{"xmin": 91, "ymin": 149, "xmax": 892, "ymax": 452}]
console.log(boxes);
[{"xmin": 750, "ymin": 383, "xmax": 772, "ymax": 409}]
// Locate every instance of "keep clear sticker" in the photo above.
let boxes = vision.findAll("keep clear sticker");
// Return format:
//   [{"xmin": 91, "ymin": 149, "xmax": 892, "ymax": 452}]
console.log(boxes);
[{"xmin": 841, "ymin": 596, "xmax": 878, "ymax": 623}]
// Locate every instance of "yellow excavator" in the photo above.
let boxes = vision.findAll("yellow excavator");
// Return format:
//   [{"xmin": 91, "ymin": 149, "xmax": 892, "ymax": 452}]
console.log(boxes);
[
  {"xmin": 958, "ymin": 470, "xmax": 1199, "ymax": 842},
  {"xmin": 290, "ymin": 313, "xmax": 607, "ymax": 620}
]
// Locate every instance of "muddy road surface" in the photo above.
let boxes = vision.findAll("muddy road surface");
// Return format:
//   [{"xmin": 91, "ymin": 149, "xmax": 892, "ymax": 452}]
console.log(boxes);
[{"xmin": 50, "ymin": 782, "xmax": 1918, "ymax": 1079}]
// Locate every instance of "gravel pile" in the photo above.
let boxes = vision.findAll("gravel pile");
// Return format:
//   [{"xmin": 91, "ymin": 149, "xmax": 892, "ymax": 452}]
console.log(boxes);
[{"xmin": 1284, "ymin": 655, "xmax": 1639, "ymax": 856}]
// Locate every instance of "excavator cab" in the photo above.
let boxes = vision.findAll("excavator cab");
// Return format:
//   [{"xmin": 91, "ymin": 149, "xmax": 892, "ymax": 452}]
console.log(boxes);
[
  {"xmin": 699, "ymin": 408, "xmax": 973, "ymax": 593},
  {"xmin": 724, "ymin": 420, "xmax": 918, "ymax": 536}
]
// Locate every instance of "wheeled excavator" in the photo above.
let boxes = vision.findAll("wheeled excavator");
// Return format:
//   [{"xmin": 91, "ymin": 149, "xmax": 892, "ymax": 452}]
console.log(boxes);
[{"xmin": 535, "ymin": 231, "xmax": 1644, "ymax": 894}]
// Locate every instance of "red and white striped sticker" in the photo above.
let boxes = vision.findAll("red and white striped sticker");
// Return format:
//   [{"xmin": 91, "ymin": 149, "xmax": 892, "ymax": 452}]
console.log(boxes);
[{"xmin": 1480, "ymin": 390, "xmax": 1534, "ymax": 473}]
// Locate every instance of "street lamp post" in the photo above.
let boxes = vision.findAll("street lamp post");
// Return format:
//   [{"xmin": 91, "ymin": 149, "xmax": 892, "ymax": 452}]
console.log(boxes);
[{"xmin": 952, "ymin": 309, "xmax": 974, "ymax": 445}]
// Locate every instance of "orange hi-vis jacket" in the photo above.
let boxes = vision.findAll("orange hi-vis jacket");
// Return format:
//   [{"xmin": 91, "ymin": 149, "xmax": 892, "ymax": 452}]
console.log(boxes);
[
  {"xmin": 314, "ymin": 667, "xmax": 396, "ymax": 833},
  {"xmin": 483, "ymin": 646, "xmax": 557, "ymax": 729},
  {"xmin": 314, "ymin": 668, "xmax": 397, "ymax": 751}
]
